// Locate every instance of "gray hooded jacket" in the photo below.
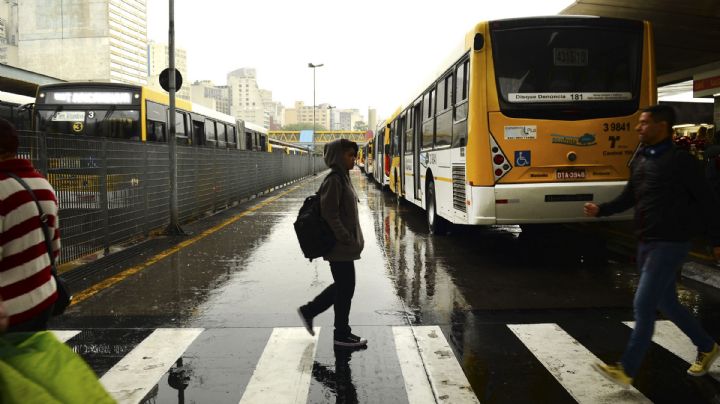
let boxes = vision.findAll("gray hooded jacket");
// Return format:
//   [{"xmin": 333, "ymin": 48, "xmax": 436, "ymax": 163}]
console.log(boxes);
[{"xmin": 319, "ymin": 140, "xmax": 364, "ymax": 261}]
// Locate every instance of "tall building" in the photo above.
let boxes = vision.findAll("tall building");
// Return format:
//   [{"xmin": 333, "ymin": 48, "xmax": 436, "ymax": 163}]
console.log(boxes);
[
  {"xmin": 261, "ymin": 89, "xmax": 284, "ymax": 129},
  {"xmin": 368, "ymin": 108, "xmax": 377, "ymax": 135},
  {"xmin": 17, "ymin": 0, "xmax": 148, "ymax": 85},
  {"xmin": 147, "ymin": 41, "xmax": 190, "ymax": 100},
  {"xmin": 190, "ymin": 80, "xmax": 230, "ymax": 115},
  {"xmin": 284, "ymin": 101, "xmax": 331, "ymax": 129},
  {"xmin": 0, "ymin": 0, "xmax": 18, "ymax": 65},
  {"xmin": 338, "ymin": 109, "xmax": 364, "ymax": 131},
  {"xmin": 228, "ymin": 68, "xmax": 265, "ymax": 127}
]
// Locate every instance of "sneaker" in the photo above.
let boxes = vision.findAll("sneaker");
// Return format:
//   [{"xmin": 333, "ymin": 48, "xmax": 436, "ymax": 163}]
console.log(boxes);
[
  {"xmin": 688, "ymin": 343, "xmax": 719, "ymax": 376},
  {"xmin": 592, "ymin": 362, "xmax": 633, "ymax": 388},
  {"xmin": 297, "ymin": 306, "xmax": 314, "ymax": 336},
  {"xmin": 334, "ymin": 333, "xmax": 368, "ymax": 348}
]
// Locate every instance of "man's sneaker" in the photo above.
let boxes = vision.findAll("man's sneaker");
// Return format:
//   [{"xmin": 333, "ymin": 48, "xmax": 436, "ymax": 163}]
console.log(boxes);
[
  {"xmin": 592, "ymin": 362, "xmax": 633, "ymax": 388},
  {"xmin": 688, "ymin": 343, "xmax": 719, "ymax": 376},
  {"xmin": 297, "ymin": 306, "xmax": 314, "ymax": 336},
  {"xmin": 334, "ymin": 333, "xmax": 368, "ymax": 348}
]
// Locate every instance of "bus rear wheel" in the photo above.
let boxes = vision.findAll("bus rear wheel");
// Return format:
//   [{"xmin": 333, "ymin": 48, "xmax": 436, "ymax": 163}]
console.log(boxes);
[{"xmin": 426, "ymin": 180, "xmax": 446, "ymax": 235}]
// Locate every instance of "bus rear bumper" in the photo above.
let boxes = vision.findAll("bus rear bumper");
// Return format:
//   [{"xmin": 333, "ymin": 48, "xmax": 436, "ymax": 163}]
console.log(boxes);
[{"xmin": 468, "ymin": 181, "xmax": 632, "ymax": 225}]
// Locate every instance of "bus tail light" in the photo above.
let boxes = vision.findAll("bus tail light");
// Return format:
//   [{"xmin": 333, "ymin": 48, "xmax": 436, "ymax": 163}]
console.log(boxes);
[{"xmin": 490, "ymin": 135, "xmax": 511, "ymax": 182}]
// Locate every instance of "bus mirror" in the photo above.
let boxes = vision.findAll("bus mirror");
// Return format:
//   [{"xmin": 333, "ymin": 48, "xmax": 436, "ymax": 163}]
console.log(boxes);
[{"xmin": 473, "ymin": 33, "xmax": 484, "ymax": 51}]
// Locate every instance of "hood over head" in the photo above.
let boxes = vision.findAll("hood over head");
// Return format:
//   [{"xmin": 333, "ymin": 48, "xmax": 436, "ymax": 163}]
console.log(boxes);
[{"xmin": 323, "ymin": 139, "xmax": 358, "ymax": 170}]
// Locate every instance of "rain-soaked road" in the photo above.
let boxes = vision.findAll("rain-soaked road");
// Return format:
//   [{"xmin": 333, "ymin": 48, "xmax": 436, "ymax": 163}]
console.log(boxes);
[{"xmin": 50, "ymin": 168, "xmax": 720, "ymax": 403}]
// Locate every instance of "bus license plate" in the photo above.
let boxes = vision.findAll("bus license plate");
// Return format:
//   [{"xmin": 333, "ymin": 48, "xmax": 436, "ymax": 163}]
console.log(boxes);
[
  {"xmin": 52, "ymin": 111, "xmax": 86, "ymax": 122},
  {"xmin": 556, "ymin": 169, "xmax": 586, "ymax": 180}
]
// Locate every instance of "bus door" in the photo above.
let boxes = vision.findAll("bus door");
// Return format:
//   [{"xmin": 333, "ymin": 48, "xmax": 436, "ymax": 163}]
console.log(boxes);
[
  {"xmin": 397, "ymin": 113, "xmax": 406, "ymax": 195},
  {"xmin": 413, "ymin": 101, "xmax": 422, "ymax": 199},
  {"xmin": 377, "ymin": 132, "xmax": 384, "ymax": 180},
  {"xmin": 404, "ymin": 109, "xmax": 414, "ymax": 199}
]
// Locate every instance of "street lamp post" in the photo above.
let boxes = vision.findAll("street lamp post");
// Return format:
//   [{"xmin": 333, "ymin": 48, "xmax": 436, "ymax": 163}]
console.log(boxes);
[{"xmin": 308, "ymin": 62, "xmax": 323, "ymax": 174}]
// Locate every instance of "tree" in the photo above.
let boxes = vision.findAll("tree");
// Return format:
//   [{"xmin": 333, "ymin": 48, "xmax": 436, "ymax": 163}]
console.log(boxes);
[
  {"xmin": 281, "ymin": 123, "xmax": 328, "ymax": 131},
  {"xmin": 353, "ymin": 121, "xmax": 368, "ymax": 131}
]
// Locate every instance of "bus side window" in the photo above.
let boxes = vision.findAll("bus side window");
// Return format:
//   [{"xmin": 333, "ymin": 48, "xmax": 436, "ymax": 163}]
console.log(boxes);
[
  {"xmin": 192, "ymin": 119, "xmax": 204, "ymax": 146},
  {"xmin": 176, "ymin": 111, "xmax": 189, "ymax": 145},
  {"xmin": 453, "ymin": 58, "xmax": 469, "ymax": 148},
  {"xmin": 227, "ymin": 126, "xmax": 237, "ymax": 148},
  {"xmin": 205, "ymin": 119, "xmax": 217, "ymax": 147},
  {"xmin": 246, "ymin": 131, "xmax": 253, "ymax": 150},
  {"xmin": 147, "ymin": 120, "xmax": 166, "ymax": 142},
  {"xmin": 216, "ymin": 122, "xmax": 227, "ymax": 148},
  {"xmin": 435, "ymin": 73, "xmax": 452, "ymax": 147},
  {"xmin": 422, "ymin": 90, "xmax": 434, "ymax": 149}
]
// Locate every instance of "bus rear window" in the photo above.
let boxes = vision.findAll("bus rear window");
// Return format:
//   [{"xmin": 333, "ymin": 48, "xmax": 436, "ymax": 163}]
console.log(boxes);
[{"xmin": 491, "ymin": 21, "xmax": 643, "ymax": 119}]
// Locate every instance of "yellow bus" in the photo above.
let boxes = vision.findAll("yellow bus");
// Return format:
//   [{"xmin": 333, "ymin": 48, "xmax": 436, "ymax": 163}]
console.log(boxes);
[
  {"xmin": 372, "ymin": 120, "xmax": 391, "ymax": 188},
  {"xmin": 34, "ymin": 82, "xmax": 268, "ymax": 150},
  {"xmin": 32, "ymin": 82, "xmax": 270, "ymax": 209},
  {"xmin": 384, "ymin": 16, "xmax": 655, "ymax": 233}
]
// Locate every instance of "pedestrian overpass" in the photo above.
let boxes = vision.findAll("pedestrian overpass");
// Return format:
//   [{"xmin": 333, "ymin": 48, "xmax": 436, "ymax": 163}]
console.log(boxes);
[{"xmin": 268, "ymin": 130, "xmax": 370, "ymax": 145}]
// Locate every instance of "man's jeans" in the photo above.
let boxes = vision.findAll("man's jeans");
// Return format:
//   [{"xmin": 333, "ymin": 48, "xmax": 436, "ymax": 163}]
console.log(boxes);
[{"xmin": 621, "ymin": 241, "xmax": 715, "ymax": 377}]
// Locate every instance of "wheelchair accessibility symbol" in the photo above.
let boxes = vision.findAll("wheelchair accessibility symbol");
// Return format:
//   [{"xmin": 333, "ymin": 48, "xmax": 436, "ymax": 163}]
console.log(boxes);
[{"xmin": 515, "ymin": 151, "xmax": 531, "ymax": 167}]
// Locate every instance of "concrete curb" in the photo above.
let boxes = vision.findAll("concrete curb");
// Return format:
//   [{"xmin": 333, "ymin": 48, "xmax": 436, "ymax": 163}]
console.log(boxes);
[{"xmin": 682, "ymin": 261, "xmax": 720, "ymax": 289}]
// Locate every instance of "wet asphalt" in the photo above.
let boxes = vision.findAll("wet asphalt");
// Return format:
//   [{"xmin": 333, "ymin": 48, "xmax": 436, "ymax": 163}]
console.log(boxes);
[{"xmin": 50, "ymin": 168, "xmax": 720, "ymax": 403}]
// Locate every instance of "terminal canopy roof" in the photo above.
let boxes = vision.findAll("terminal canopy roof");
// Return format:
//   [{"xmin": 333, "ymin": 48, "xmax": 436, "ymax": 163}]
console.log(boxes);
[{"xmin": 561, "ymin": 0, "xmax": 720, "ymax": 84}]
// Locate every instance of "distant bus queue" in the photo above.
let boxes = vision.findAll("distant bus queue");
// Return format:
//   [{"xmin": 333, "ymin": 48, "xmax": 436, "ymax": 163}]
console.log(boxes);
[{"xmin": 364, "ymin": 15, "xmax": 655, "ymax": 234}]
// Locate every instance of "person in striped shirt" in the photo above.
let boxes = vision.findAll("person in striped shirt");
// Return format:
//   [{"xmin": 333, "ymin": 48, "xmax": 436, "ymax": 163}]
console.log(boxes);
[{"xmin": 0, "ymin": 118, "xmax": 61, "ymax": 332}]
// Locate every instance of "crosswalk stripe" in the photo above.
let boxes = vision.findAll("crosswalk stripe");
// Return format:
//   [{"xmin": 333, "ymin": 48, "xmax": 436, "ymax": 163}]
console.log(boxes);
[
  {"xmin": 239, "ymin": 327, "xmax": 320, "ymax": 404},
  {"xmin": 51, "ymin": 330, "xmax": 80, "ymax": 342},
  {"xmin": 392, "ymin": 326, "xmax": 437, "ymax": 404},
  {"xmin": 624, "ymin": 320, "xmax": 720, "ymax": 378},
  {"xmin": 508, "ymin": 323, "xmax": 650, "ymax": 404},
  {"xmin": 405, "ymin": 326, "xmax": 480, "ymax": 403},
  {"xmin": 99, "ymin": 328, "xmax": 204, "ymax": 404}
]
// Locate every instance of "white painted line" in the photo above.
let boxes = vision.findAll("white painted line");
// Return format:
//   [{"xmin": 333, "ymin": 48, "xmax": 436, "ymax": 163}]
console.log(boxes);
[
  {"xmin": 508, "ymin": 323, "xmax": 650, "ymax": 404},
  {"xmin": 392, "ymin": 326, "xmax": 436, "ymax": 404},
  {"xmin": 51, "ymin": 330, "xmax": 81, "ymax": 343},
  {"xmin": 410, "ymin": 326, "xmax": 480, "ymax": 403},
  {"xmin": 239, "ymin": 327, "xmax": 320, "ymax": 404},
  {"xmin": 624, "ymin": 320, "xmax": 720, "ymax": 379},
  {"xmin": 100, "ymin": 328, "xmax": 204, "ymax": 404}
]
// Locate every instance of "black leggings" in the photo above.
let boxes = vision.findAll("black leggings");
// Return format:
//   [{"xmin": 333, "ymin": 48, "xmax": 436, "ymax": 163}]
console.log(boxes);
[{"xmin": 304, "ymin": 261, "xmax": 355, "ymax": 336}]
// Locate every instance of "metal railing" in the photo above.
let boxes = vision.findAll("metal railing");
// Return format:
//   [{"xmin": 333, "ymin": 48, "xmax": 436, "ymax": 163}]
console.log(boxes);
[{"xmin": 17, "ymin": 131, "xmax": 324, "ymax": 264}]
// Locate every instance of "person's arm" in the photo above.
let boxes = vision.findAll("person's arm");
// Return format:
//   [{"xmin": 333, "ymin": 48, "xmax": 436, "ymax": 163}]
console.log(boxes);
[
  {"xmin": 595, "ymin": 171, "xmax": 636, "ymax": 217},
  {"xmin": 320, "ymin": 175, "xmax": 352, "ymax": 244}
]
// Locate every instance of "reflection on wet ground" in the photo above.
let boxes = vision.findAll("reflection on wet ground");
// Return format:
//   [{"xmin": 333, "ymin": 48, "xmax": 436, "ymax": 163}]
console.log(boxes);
[{"xmin": 55, "ymin": 169, "xmax": 720, "ymax": 403}]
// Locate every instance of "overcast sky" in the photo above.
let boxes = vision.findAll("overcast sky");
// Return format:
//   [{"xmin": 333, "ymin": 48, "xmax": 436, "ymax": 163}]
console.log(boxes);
[{"xmin": 147, "ymin": 0, "xmax": 575, "ymax": 120}]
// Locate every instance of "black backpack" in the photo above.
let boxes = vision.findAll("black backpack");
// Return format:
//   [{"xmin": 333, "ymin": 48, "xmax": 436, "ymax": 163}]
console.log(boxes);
[{"xmin": 294, "ymin": 172, "xmax": 340, "ymax": 261}]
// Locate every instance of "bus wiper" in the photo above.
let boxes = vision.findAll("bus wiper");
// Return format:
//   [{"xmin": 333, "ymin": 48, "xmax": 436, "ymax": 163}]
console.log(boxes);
[{"xmin": 101, "ymin": 105, "xmax": 116, "ymax": 122}]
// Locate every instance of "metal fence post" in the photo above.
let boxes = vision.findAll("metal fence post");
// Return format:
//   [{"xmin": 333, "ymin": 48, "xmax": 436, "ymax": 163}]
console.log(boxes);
[
  {"xmin": 143, "ymin": 146, "xmax": 149, "ymax": 236},
  {"xmin": 37, "ymin": 132, "xmax": 48, "ymax": 176},
  {"xmin": 100, "ymin": 138, "xmax": 110, "ymax": 255}
]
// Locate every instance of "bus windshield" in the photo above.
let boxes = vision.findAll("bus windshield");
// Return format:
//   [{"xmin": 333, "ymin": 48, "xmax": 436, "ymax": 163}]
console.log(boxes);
[
  {"xmin": 35, "ymin": 109, "xmax": 140, "ymax": 139},
  {"xmin": 491, "ymin": 20, "xmax": 643, "ymax": 119}
]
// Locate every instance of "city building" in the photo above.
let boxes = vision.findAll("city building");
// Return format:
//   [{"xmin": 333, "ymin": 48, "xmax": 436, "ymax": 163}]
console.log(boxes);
[
  {"xmin": 147, "ymin": 40, "xmax": 189, "ymax": 100},
  {"xmin": 0, "ymin": 0, "xmax": 18, "ymax": 65},
  {"xmin": 261, "ymin": 89, "xmax": 284, "ymax": 129},
  {"xmin": 16, "ymin": 0, "xmax": 148, "ymax": 85},
  {"xmin": 283, "ymin": 101, "xmax": 331, "ymax": 129},
  {"xmin": 338, "ymin": 108, "xmax": 364, "ymax": 131},
  {"xmin": 190, "ymin": 80, "xmax": 230, "ymax": 115},
  {"xmin": 228, "ymin": 68, "xmax": 266, "ymax": 127}
]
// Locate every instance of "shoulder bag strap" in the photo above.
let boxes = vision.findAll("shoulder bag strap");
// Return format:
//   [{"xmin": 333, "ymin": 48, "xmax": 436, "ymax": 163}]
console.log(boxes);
[{"xmin": 3, "ymin": 172, "xmax": 57, "ymax": 272}]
